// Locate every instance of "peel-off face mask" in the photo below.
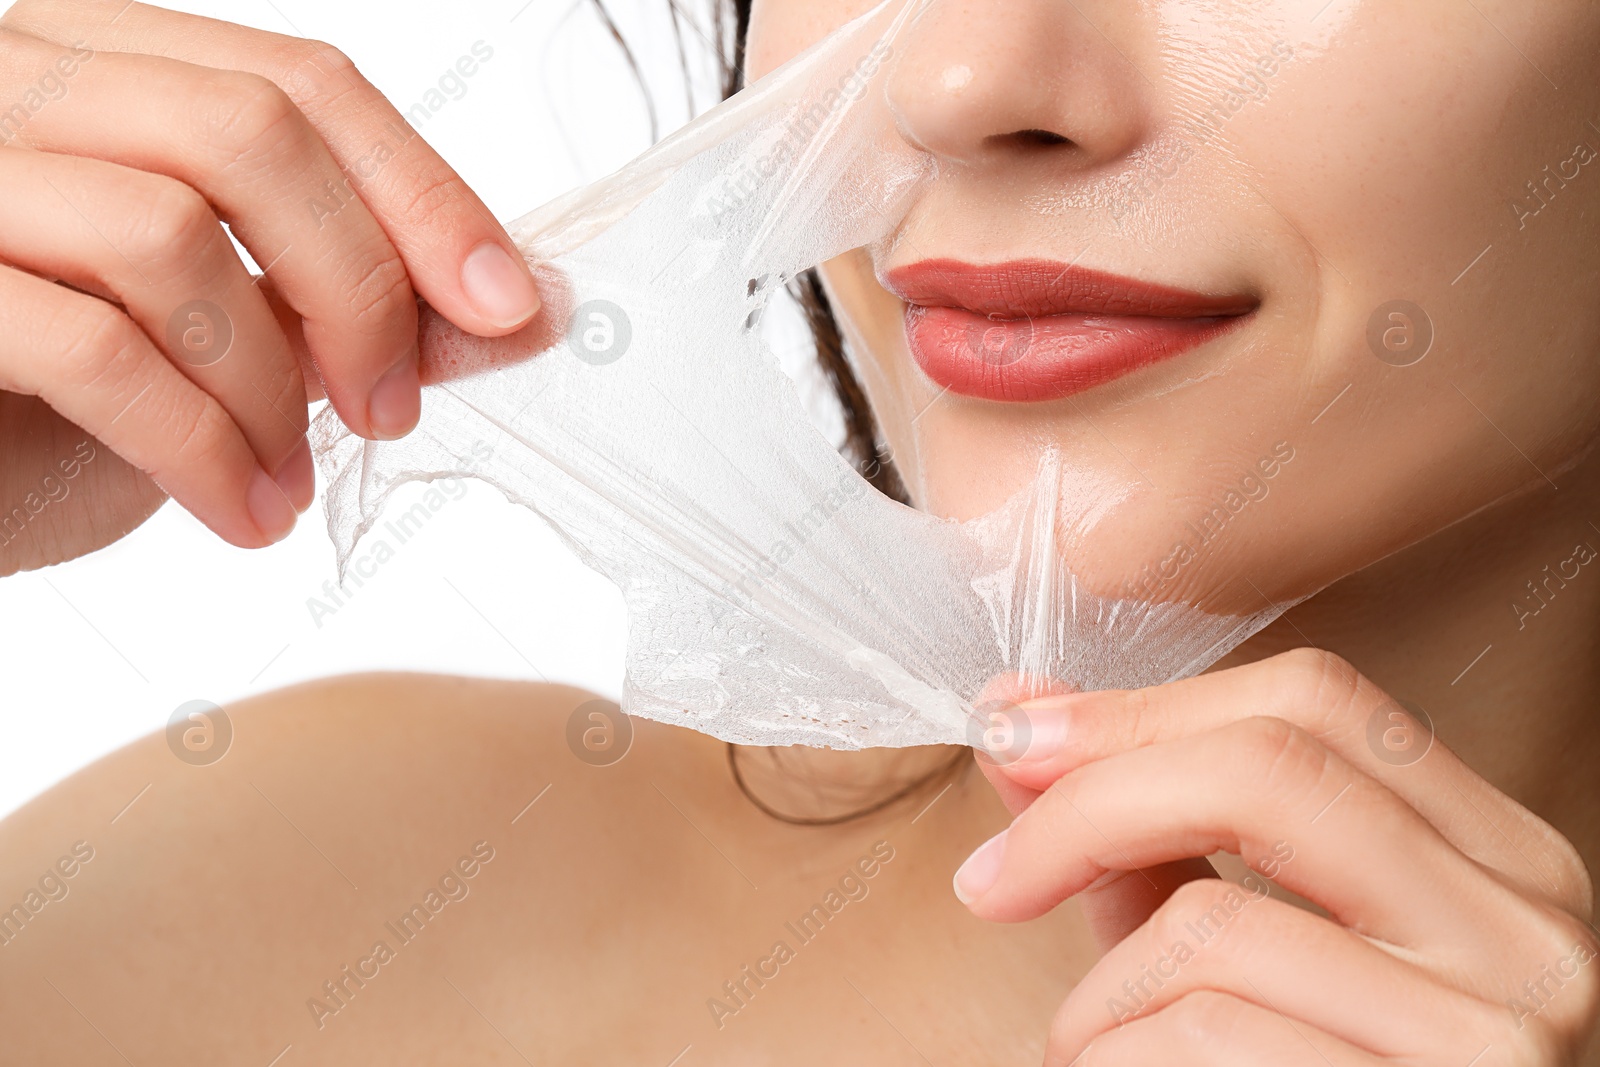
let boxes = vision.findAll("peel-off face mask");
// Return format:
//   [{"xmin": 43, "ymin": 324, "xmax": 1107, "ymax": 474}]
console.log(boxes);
[{"xmin": 309, "ymin": 0, "xmax": 1291, "ymax": 750}]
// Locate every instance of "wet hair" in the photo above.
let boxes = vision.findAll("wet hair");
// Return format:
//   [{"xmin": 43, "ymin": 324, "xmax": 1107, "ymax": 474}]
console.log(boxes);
[
  {"xmin": 718, "ymin": 1, "xmax": 963, "ymax": 823},
  {"xmin": 593, "ymin": 0, "xmax": 959, "ymax": 823},
  {"xmin": 589, "ymin": 0, "xmax": 908, "ymax": 503},
  {"xmin": 717, "ymin": 1, "xmax": 909, "ymax": 503}
]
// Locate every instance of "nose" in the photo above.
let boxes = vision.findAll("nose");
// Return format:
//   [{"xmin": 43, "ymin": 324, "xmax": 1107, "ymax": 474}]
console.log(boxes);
[{"xmin": 885, "ymin": 1, "xmax": 1149, "ymax": 169}]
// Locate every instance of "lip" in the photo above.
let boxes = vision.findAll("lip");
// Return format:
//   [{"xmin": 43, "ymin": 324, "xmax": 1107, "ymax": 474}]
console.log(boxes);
[{"xmin": 882, "ymin": 258, "xmax": 1258, "ymax": 403}]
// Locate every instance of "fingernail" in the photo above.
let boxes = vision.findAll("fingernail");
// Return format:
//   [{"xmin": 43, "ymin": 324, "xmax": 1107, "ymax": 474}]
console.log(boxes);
[
  {"xmin": 1011, "ymin": 706, "xmax": 1071, "ymax": 763},
  {"xmin": 953, "ymin": 829, "xmax": 1007, "ymax": 905},
  {"xmin": 247, "ymin": 466, "xmax": 297, "ymax": 545},
  {"xmin": 273, "ymin": 437, "xmax": 314, "ymax": 513},
  {"xmin": 461, "ymin": 241, "xmax": 540, "ymax": 329},
  {"xmin": 368, "ymin": 349, "xmax": 420, "ymax": 440}
]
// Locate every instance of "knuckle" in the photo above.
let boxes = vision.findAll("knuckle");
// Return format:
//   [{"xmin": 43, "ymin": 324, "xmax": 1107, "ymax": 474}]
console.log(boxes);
[
  {"xmin": 391, "ymin": 169, "xmax": 465, "ymax": 226},
  {"xmin": 1159, "ymin": 990, "xmax": 1250, "ymax": 1048},
  {"xmin": 1105, "ymin": 685, "xmax": 1153, "ymax": 744},
  {"xmin": 198, "ymin": 70, "xmax": 306, "ymax": 167},
  {"xmin": 117, "ymin": 179, "xmax": 222, "ymax": 282},
  {"xmin": 1148, "ymin": 879, "xmax": 1262, "ymax": 963},
  {"xmin": 1456, "ymin": 903, "xmax": 1600, "ymax": 1055},
  {"xmin": 255, "ymin": 347, "xmax": 307, "ymax": 430},
  {"xmin": 1522, "ymin": 909, "xmax": 1600, "ymax": 1011},
  {"xmin": 1569, "ymin": 962, "xmax": 1600, "ymax": 1035},
  {"xmin": 289, "ymin": 38, "xmax": 357, "ymax": 76},
  {"xmin": 166, "ymin": 393, "xmax": 237, "ymax": 472},
  {"xmin": 338, "ymin": 250, "xmax": 414, "ymax": 337},
  {"xmin": 1231, "ymin": 716, "xmax": 1332, "ymax": 801},
  {"xmin": 1271, "ymin": 648, "xmax": 1364, "ymax": 720},
  {"xmin": 58, "ymin": 303, "xmax": 145, "ymax": 393},
  {"xmin": 1563, "ymin": 960, "xmax": 1600, "ymax": 1033},
  {"xmin": 1531, "ymin": 826, "xmax": 1596, "ymax": 921},
  {"xmin": 273, "ymin": 38, "xmax": 365, "ymax": 101},
  {"xmin": 1040, "ymin": 768, "xmax": 1084, "ymax": 811},
  {"xmin": 1496, "ymin": 1006, "xmax": 1571, "ymax": 1065},
  {"xmin": 1161, "ymin": 877, "xmax": 1238, "ymax": 922},
  {"xmin": 1147, "ymin": 880, "xmax": 1224, "ymax": 950}
]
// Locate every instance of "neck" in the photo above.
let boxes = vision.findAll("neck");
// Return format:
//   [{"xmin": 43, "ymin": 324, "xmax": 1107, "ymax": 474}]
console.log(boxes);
[
  {"xmin": 727, "ymin": 741, "xmax": 965, "ymax": 824},
  {"xmin": 1221, "ymin": 445, "xmax": 1600, "ymax": 860},
  {"xmin": 735, "ymin": 451, "xmax": 1600, "ymax": 847}
]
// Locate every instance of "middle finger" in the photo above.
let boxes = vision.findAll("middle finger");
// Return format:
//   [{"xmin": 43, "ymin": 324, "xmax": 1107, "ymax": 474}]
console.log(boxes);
[
  {"xmin": 0, "ymin": 144, "xmax": 313, "ymax": 507},
  {"xmin": 990, "ymin": 649, "xmax": 1590, "ymax": 918},
  {"xmin": 0, "ymin": 28, "xmax": 421, "ymax": 439},
  {"xmin": 958, "ymin": 717, "xmax": 1520, "ymax": 953}
]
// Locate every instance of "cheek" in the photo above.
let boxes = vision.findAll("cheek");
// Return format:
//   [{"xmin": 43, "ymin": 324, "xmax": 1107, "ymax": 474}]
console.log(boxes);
[
  {"xmin": 1277, "ymin": 4, "xmax": 1600, "ymax": 351},
  {"xmin": 747, "ymin": 0, "xmax": 884, "ymax": 81},
  {"xmin": 1231, "ymin": 4, "xmax": 1600, "ymax": 565},
  {"xmin": 811, "ymin": 2, "xmax": 1600, "ymax": 614}
]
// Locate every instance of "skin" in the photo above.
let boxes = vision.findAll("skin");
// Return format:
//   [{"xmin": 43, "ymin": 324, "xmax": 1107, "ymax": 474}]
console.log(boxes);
[
  {"xmin": 0, "ymin": 0, "xmax": 541, "ymax": 572},
  {"xmin": 2, "ymin": 0, "xmax": 1599, "ymax": 1063},
  {"xmin": 0, "ymin": 675, "xmax": 1092, "ymax": 1064},
  {"xmin": 749, "ymin": 0, "xmax": 1600, "ymax": 1060}
]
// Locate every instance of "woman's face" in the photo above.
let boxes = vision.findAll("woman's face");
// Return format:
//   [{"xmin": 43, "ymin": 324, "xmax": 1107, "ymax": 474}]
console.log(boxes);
[{"xmin": 747, "ymin": 0, "xmax": 1600, "ymax": 614}]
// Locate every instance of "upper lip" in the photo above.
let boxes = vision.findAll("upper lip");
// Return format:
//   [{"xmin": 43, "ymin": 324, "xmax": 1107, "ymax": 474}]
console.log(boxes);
[{"xmin": 880, "ymin": 258, "xmax": 1259, "ymax": 320}]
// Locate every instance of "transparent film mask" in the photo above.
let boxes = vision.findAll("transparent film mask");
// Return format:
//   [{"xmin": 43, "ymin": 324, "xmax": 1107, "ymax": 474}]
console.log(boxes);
[{"xmin": 309, "ymin": 0, "xmax": 1296, "ymax": 750}]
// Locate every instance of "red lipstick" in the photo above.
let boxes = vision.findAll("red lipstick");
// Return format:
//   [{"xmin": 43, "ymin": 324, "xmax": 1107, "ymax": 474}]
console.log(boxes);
[{"xmin": 882, "ymin": 259, "xmax": 1257, "ymax": 403}]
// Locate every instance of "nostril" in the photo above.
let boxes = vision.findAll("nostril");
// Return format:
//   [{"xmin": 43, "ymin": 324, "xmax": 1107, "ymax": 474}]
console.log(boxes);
[{"xmin": 1012, "ymin": 128, "xmax": 1072, "ymax": 146}]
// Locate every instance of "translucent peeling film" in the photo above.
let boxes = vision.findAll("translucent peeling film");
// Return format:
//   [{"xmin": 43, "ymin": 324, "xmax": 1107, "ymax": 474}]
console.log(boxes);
[{"xmin": 309, "ymin": 0, "xmax": 1288, "ymax": 750}]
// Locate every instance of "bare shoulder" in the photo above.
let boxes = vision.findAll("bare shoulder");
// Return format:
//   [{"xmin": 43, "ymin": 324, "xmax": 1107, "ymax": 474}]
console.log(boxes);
[
  {"xmin": 0, "ymin": 672, "xmax": 719, "ymax": 1064},
  {"xmin": 0, "ymin": 672, "xmax": 608, "ymax": 858},
  {"xmin": 0, "ymin": 674, "xmax": 1083, "ymax": 1065}
]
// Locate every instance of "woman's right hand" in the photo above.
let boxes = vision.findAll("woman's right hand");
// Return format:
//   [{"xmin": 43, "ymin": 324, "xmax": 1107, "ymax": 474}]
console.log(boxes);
[{"xmin": 0, "ymin": 0, "xmax": 543, "ymax": 574}]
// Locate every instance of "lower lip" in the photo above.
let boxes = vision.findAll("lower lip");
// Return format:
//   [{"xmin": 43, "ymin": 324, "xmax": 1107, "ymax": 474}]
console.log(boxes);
[{"xmin": 903, "ymin": 305, "xmax": 1248, "ymax": 403}]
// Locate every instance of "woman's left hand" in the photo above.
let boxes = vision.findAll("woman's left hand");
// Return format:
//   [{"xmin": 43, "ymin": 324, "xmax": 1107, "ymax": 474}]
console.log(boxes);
[{"xmin": 959, "ymin": 648, "xmax": 1600, "ymax": 1065}]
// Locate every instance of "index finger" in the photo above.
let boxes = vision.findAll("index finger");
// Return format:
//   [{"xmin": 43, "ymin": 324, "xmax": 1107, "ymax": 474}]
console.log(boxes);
[
  {"xmin": 9, "ymin": 0, "xmax": 543, "ymax": 338},
  {"xmin": 992, "ymin": 648, "xmax": 1592, "ymax": 918},
  {"xmin": 969, "ymin": 674, "xmax": 1220, "ymax": 951}
]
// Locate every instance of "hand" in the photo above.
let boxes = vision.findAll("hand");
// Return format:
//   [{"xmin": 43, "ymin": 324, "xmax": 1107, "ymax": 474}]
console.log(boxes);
[
  {"xmin": 0, "ymin": 0, "xmax": 542, "ymax": 573},
  {"xmin": 959, "ymin": 648, "xmax": 1600, "ymax": 1064}
]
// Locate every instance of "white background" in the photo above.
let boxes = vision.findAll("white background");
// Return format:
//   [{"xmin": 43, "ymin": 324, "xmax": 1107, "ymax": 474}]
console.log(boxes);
[{"xmin": 0, "ymin": 0, "xmax": 837, "ymax": 818}]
